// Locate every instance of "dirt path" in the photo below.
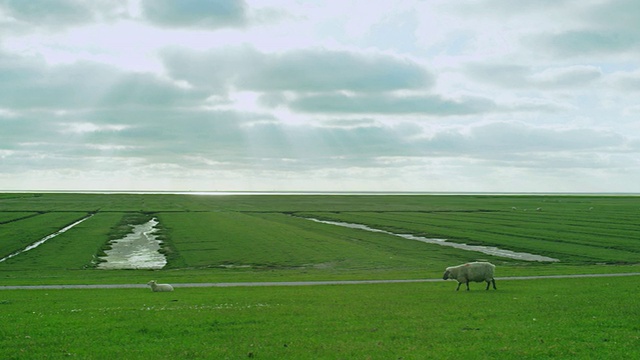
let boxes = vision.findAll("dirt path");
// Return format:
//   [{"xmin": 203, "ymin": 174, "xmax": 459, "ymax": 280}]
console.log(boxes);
[{"xmin": 1, "ymin": 272, "xmax": 639, "ymax": 290}]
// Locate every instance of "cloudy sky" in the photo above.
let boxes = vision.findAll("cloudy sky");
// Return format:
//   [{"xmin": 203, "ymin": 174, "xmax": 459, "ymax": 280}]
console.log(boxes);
[{"xmin": 1, "ymin": 0, "xmax": 639, "ymax": 192}]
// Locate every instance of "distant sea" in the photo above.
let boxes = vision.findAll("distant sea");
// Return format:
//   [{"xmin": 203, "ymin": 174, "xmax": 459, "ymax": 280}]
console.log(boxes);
[{"xmin": 2, "ymin": 190, "xmax": 639, "ymax": 196}]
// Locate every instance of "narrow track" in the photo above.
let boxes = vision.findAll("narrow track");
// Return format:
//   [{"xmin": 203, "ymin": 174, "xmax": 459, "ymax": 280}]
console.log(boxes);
[{"xmin": 1, "ymin": 272, "xmax": 639, "ymax": 290}]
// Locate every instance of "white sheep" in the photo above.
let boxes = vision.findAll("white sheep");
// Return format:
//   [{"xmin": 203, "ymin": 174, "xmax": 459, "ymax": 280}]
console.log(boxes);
[
  {"xmin": 443, "ymin": 262, "xmax": 496, "ymax": 291},
  {"xmin": 147, "ymin": 280, "xmax": 174, "ymax": 292}
]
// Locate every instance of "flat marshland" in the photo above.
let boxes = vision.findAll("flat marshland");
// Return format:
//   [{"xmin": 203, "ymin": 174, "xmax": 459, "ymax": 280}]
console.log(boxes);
[{"xmin": 1, "ymin": 193, "xmax": 639, "ymax": 359}]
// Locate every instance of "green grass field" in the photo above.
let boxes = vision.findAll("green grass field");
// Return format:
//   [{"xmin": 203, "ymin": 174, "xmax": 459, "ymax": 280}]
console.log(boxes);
[
  {"xmin": 1, "ymin": 193, "xmax": 639, "ymax": 358},
  {"xmin": 1, "ymin": 277, "xmax": 639, "ymax": 359}
]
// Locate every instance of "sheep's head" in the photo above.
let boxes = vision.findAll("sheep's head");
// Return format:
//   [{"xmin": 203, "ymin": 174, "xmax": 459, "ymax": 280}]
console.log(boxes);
[
  {"xmin": 443, "ymin": 270, "xmax": 451, "ymax": 280},
  {"xmin": 147, "ymin": 280, "xmax": 156, "ymax": 286}
]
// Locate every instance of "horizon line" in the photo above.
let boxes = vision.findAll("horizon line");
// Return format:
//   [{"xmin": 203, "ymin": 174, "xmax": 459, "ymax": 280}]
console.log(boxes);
[{"xmin": 1, "ymin": 190, "xmax": 639, "ymax": 196}]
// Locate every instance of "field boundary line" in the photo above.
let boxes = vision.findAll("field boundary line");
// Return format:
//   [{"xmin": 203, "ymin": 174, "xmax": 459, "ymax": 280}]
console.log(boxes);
[{"xmin": 1, "ymin": 272, "xmax": 640, "ymax": 290}]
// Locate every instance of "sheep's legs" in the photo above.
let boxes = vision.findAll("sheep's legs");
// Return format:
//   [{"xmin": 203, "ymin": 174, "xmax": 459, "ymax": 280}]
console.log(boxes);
[
  {"xmin": 485, "ymin": 279, "xmax": 497, "ymax": 290},
  {"xmin": 456, "ymin": 280, "xmax": 497, "ymax": 291}
]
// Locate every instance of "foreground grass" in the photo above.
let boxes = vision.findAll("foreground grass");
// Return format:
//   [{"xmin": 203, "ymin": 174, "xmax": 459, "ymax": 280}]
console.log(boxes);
[{"xmin": 1, "ymin": 276, "xmax": 639, "ymax": 359}]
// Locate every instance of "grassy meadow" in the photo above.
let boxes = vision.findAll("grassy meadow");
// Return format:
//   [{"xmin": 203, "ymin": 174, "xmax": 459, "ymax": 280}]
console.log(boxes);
[
  {"xmin": 2, "ymin": 277, "xmax": 639, "ymax": 359},
  {"xmin": 1, "ymin": 193, "xmax": 639, "ymax": 358}
]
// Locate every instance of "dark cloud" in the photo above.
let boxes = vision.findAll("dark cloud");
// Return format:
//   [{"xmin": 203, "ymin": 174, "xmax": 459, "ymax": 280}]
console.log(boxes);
[
  {"xmin": 0, "ymin": 105, "xmax": 411, "ymax": 175},
  {"xmin": 161, "ymin": 47, "xmax": 433, "ymax": 93},
  {"xmin": 533, "ymin": 30, "xmax": 640, "ymax": 57},
  {"xmin": 141, "ymin": 0, "xmax": 247, "ymax": 29},
  {"xmin": 465, "ymin": 63, "xmax": 601, "ymax": 89},
  {"xmin": 99, "ymin": 73, "xmax": 206, "ymax": 107},
  {"xmin": 224, "ymin": 120, "xmax": 631, "ymax": 171},
  {"xmin": 529, "ymin": 0, "xmax": 640, "ymax": 57},
  {"xmin": 160, "ymin": 47, "xmax": 249, "ymax": 92},
  {"xmin": 239, "ymin": 50, "xmax": 433, "ymax": 92},
  {"xmin": 0, "ymin": 0, "xmax": 127, "ymax": 31},
  {"xmin": 419, "ymin": 122, "xmax": 625, "ymax": 157},
  {"xmin": 1, "ymin": 0, "xmax": 93, "ymax": 26},
  {"xmin": 0, "ymin": 107, "xmax": 257, "ymax": 174},
  {"xmin": 449, "ymin": 0, "xmax": 640, "ymax": 58},
  {"xmin": 0, "ymin": 52, "xmax": 205, "ymax": 109},
  {"xmin": 161, "ymin": 47, "xmax": 443, "ymax": 115},
  {"xmin": 288, "ymin": 93, "xmax": 496, "ymax": 115},
  {"xmin": 0, "ymin": 56, "xmax": 106, "ymax": 108},
  {"xmin": 584, "ymin": 0, "xmax": 640, "ymax": 31},
  {"xmin": 533, "ymin": 66, "xmax": 602, "ymax": 88},
  {"xmin": 451, "ymin": 0, "xmax": 575, "ymax": 15},
  {"xmin": 1, "ymin": 97, "xmax": 635, "ymax": 187},
  {"xmin": 463, "ymin": 64, "xmax": 529, "ymax": 88}
]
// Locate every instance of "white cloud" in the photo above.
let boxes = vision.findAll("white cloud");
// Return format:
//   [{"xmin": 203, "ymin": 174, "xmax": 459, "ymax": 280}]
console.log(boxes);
[
  {"xmin": 609, "ymin": 70, "xmax": 640, "ymax": 92},
  {"xmin": 59, "ymin": 122, "xmax": 130, "ymax": 134}
]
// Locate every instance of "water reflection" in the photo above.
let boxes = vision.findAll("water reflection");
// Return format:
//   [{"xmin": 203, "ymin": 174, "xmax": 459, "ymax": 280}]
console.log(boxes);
[
  {"xmin": 98, "ymin": 218, "xmax": 167, "ymax": 269},
  {"xmin": 307, "ymin": 218, "xmax": 560, "ymax": 262}
]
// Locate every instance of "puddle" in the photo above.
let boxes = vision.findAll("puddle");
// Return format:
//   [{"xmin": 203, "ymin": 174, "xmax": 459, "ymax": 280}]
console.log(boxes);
[
  {"xmin": 97, "ymin": 218, "xmax": 167, "ymax": 269},
  {"xmin": 306, "ymin": 218, "xmax": 560, "ymax": 262},
  {"xmin": 0, "ymin": 214, "xmax": 94, "ymax": 263}
]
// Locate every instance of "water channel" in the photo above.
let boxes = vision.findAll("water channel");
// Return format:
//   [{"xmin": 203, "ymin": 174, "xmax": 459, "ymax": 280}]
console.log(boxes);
[
  {"xmin": 97, "ymin": 218, "xmax": 167, "ymax": 269},
  {"xmin": 0, "ymin": 214, "xmax": 94, "ymax": 263},
  {"xmin": 307, "ymin": 218, "xmax": 560, "ymax": 262}
]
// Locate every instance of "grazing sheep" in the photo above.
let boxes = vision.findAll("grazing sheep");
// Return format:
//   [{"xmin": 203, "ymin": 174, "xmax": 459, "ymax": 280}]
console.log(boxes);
[
  {"xmin": 147, "ymin": 280, "xmax": 174, "ymax": 292},
  {"xmin": 443, "ymin": 262, "xmax": 496, "ymax": 291},
  {"xmin": 536, "ymin": 207, "xmax": 542, "ymax": 211}
]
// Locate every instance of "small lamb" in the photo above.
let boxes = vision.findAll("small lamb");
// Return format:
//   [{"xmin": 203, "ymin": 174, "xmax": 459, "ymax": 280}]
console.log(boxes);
[
  {"xmin": 443, "ymin": 262, "xmax": 497, "ymax": 291},
  {"xmin": 147, "ymin": 280, "xmax": 174, "ymax": 292}
]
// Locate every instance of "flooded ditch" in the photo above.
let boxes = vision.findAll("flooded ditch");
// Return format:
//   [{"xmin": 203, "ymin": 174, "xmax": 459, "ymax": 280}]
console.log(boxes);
[
  {"xmin": 97, "ymin": 218, "xmax": 167, "ymax": 269},
  {"xmin": 306, "ymin": 218, "xmax": 560, "ymax": 262}
]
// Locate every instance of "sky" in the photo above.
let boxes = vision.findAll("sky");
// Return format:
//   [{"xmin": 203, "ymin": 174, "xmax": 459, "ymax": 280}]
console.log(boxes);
[{"xmin": 1, "ymin": 0, "xmax": 639, "ymax": 193}]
